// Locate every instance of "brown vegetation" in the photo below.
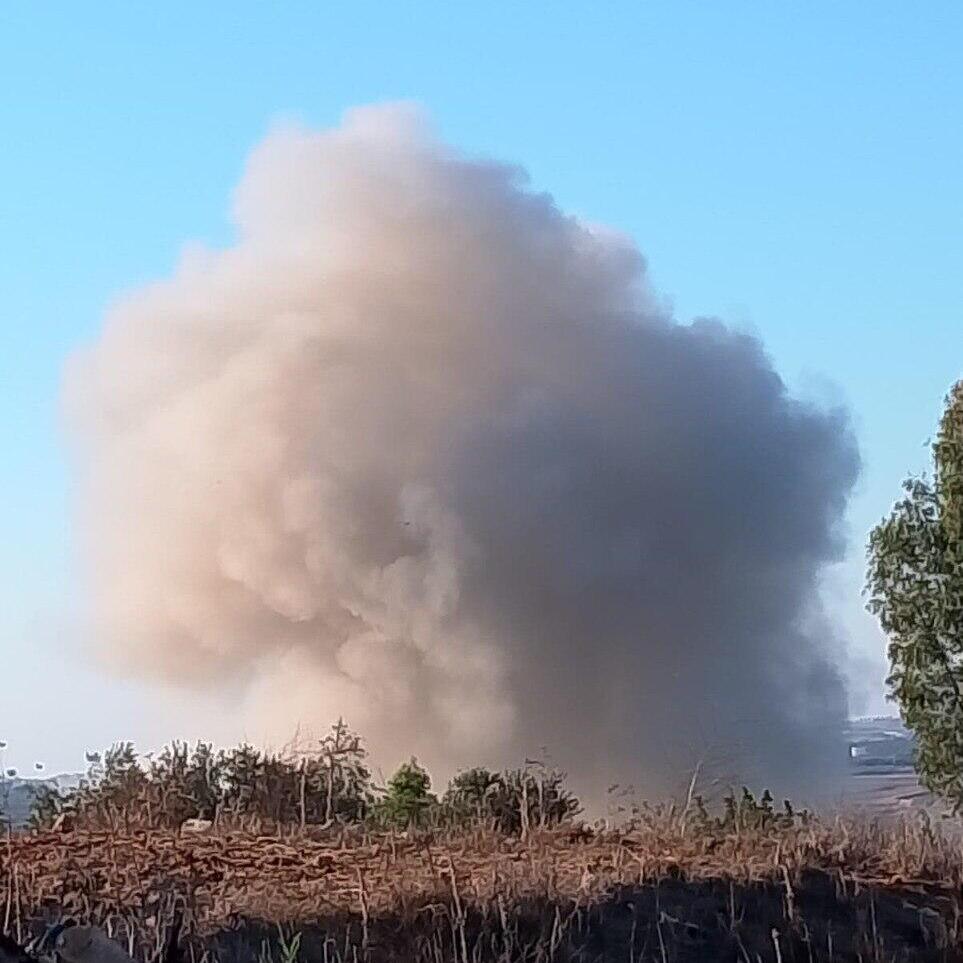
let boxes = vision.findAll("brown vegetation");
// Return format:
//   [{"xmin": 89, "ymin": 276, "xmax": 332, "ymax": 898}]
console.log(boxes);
[{"xmin": 3, "ymin": 808, "xmax": 963, "ymax": 961}]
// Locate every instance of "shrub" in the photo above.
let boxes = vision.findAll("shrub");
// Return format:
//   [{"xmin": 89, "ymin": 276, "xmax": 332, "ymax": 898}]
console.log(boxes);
[
  {"xmin": 689, "ymin": 787, "xmax": 811, "ymax": 834},
  {"xmin": 29, "ymin": 721, "xmax": 374, "ymax": 832},
  {"xmin": 442, "ymin": 763, "xmax": 581, "ymax": 833},
  {"xmin": 375, "ymin": 759, "xmax": 435, "ymax": 829}
]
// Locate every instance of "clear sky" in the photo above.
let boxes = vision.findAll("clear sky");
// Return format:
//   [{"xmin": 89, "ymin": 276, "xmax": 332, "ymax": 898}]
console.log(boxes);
[{"xmin": 1, "ymin": 2, "xmax": 961, "ymax": 773}]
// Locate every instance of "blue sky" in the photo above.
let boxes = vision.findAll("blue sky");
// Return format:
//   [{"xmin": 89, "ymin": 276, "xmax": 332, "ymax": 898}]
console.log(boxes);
[{"xmin": 1, "ymin": 2, "xmax": 961, "ymax": 773}]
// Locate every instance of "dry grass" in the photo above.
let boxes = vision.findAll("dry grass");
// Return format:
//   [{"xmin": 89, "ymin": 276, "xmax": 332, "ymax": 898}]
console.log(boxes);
[{"xmin": 3, "ymin": 814, "xmax": 963, "ymax": 961}]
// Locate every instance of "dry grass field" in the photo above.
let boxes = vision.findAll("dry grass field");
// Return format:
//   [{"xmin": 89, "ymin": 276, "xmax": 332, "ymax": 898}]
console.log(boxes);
[{"xmin": 4, "ymin": 811, "xmax": 963, "ymax": 962}]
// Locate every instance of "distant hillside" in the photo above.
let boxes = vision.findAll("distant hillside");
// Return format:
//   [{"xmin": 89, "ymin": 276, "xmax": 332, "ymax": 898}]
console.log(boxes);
[{"xmin": 0, "ymin": 774, "xmax": 82, "ymax": 828}]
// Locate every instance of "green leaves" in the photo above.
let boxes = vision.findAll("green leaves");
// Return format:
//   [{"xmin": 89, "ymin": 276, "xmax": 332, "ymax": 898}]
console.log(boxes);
[
  {"xmin": 442, "ymin": 764, "xmax": 580, "ymax": 833},
  {"xmin": 867, "ymin": 381, "xmax": 963, "ymax": 808},
  {"xmin": 375, "ymin": 758, "xmax": 435, "ymax": 829}
]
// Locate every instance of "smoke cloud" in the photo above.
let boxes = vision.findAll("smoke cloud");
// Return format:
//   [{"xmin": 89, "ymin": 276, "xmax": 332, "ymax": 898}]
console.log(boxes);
[{"xmin": 65, "ymin": 104, "xmax": 859, "ymax": 800}]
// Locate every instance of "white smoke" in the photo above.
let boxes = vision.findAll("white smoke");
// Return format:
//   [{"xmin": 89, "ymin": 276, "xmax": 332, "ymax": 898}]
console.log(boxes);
[{"xmin": 65, "ymin": 103, "xmax": 859, "ymax": 799}]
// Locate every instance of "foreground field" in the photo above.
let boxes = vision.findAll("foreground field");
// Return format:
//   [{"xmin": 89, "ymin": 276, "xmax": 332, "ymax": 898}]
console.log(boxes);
[{"xmin": 3, "ymin": 814, "xmax": 963, "ymax": 962}]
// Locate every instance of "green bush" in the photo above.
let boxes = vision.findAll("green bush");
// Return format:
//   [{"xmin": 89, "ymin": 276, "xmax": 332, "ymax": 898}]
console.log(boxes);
[
  {"xmin": 374, "ymin": 759, "xmax": 435, "ymax": 829},
  {"xmin": 442, "ymin": 763, "xmax": 580, "ymax": 833}
]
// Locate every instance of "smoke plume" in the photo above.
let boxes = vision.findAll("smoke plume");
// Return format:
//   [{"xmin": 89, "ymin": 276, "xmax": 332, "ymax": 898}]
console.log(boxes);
[{"xmin": 66, "ymin": 104, "xmax": 859, "ymax": 800}]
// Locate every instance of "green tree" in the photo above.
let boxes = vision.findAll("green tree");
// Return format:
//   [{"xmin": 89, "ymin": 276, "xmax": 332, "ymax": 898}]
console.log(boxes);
[
  {"xmin": 378, "ymin": 758, "xmax": 434, "ymax": 828},
  {"xmin": 443, "ymin": 767, "xmax": 501, "ymax": 824},
  {"xmin": 442, "ymin": 763, "xmax": 581, "ymax": 833},
  {"xmin": 867, "ymin": 380, "xmax": 963, "ymax": 807}
]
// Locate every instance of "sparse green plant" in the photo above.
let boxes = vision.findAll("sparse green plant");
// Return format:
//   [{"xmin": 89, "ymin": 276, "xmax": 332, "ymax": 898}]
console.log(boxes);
[
  {"xmin": 692, "ymin": 787, "xmax": 810, "ymax": 834},
  {"xmin": 276, "ymin": 928, "xmax": 301, "ymax": 963}
]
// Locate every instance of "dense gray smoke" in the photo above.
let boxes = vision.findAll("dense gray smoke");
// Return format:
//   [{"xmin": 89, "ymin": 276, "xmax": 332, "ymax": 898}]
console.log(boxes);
[{"xmin": 65, "ymin": 104, "xmax": 859, "ymax": 801}]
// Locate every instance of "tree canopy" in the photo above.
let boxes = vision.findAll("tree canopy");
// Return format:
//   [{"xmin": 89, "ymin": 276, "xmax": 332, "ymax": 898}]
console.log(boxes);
[{"xmin": 867, "ymin": 381, "xmax": 963, "ymax": 806}]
